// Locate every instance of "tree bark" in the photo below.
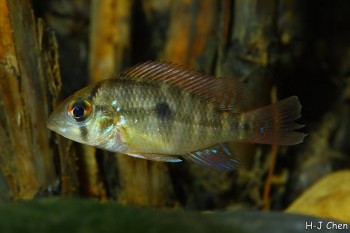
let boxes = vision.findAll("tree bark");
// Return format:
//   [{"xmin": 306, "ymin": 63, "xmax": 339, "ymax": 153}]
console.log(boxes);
[{"xmin": 0, "ymin": 0, "xmax": 61, "ymax": 199}]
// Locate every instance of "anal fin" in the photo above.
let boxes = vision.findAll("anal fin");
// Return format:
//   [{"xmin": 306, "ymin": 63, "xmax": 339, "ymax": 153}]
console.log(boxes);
[
  {"xmin": 183, "ymin": 143, "xmax": 238, "ymax": 171},
  {"xmin": 126, "ymin": 153, "xmax": 182, "ymax": 162}
]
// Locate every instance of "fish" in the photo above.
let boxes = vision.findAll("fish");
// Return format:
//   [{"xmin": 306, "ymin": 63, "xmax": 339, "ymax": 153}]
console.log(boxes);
[{"xmin": 47, "ymin": 61, "xmax": 306, "ymax": 170}]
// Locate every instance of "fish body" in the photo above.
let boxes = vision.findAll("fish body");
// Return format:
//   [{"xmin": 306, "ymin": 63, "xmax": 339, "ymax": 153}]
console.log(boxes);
[{"xmin": 48, "ymin": 61, "xmax": 306, "ymax": 170}]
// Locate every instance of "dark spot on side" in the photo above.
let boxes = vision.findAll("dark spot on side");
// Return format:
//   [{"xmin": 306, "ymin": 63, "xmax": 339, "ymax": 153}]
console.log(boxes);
[
  {"xmin": 243, "ymin": 123, "xmax": 250, "ymax": 130},
  {"xmin": 88, "ymin": 81, "xmax": 103, "ymax": 101},
  {"xmin": 155, "ymin": 102, "xmax": 172, "ymax": 121},
  {"xmin": 80, "ymin": 126, "xmax": 88, "ymax": 141}
]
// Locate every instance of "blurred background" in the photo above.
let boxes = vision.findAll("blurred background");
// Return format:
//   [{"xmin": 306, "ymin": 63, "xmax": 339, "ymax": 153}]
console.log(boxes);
[{"xmin": 0, "ymin": 0, "xmax": 349, "ymax": 223}]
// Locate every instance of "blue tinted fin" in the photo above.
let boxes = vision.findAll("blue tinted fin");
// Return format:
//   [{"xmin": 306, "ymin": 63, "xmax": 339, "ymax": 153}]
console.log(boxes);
[{"xmin": 184, "ymin": 143, "xmax": 238, "ymax": 171}]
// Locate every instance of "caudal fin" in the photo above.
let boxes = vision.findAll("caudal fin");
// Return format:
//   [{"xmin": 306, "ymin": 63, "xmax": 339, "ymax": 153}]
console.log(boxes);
[{"xmin": 237, "ymin": 96, "xmax": 306, "ymax": 145}]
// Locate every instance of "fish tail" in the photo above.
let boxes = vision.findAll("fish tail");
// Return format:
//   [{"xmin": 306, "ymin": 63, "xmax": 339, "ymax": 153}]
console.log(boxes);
[{"xmin": 234, "ymin": 96, "xmax": 306, "ymax": 145}]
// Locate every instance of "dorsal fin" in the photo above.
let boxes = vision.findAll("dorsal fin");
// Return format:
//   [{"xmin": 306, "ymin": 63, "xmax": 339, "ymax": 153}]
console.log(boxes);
[{"xmin": 120, "ymin": 61, "xmax": 245, "ymax": 111}]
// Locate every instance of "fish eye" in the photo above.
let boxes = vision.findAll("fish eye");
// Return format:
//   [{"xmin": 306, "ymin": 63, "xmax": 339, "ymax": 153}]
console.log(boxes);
[
  {"xmin": 67, "ymin": 99, "xmax": 92, "ymax": 122},
  {"xmin": 72, "ymin": 105, "xmax": 85, "ymax": 118}
]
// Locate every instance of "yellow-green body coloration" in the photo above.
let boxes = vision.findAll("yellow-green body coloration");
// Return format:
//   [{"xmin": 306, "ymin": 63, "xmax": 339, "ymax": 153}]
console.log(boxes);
[{"xmin": 48, "ymin": 61, "xmax": 306, "ymax": 170}]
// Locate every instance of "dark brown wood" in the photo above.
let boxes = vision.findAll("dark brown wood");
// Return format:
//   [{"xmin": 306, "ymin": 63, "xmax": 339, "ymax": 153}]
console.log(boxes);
[{"xmin": 0, "ymin": 0, "xmax": 60, "ymax": 199}]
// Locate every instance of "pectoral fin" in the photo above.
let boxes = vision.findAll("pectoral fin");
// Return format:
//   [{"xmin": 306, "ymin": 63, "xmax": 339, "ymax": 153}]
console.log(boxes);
[
  {"xmin": 126, "ymin": 153, "xmax": 182, "ymax": 162},
  {"xmin": 183, "ymin": 143, "xmax": 238, "ymax": 171}
]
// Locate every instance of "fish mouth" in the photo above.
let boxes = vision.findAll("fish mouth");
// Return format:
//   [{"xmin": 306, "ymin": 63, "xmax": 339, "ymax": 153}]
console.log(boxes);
[
  {"xmin": 47, "ymin": 117, "xmax": 56, "ymax": 131},
  {"xmin": 46, "ymin": 114, "xmax": 70, "ymax": 137},
  {"xmin": 47, "ymin": 112, "xmax": 60, "ymax": 132},
  {"xmin": 47, "ymin": 114, "xmax": 53, "ymax": 128}
]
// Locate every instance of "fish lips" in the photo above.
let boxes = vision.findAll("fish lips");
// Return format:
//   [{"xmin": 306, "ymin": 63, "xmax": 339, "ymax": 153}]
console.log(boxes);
[
  {"xmin": 47, "ymin": 110, "xmax": 87, "ymax": 144},
  {"xmin": 47, "ymin": 109, "xmax": 69, "ymax": 135},
  {"xmin": 47, "ymin": 99, "xmax": 75, "ymax": 135}
]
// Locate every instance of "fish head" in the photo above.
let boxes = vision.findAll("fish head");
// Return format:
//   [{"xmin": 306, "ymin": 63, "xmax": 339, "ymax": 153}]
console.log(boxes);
[{"xmin": 47, "ymin": 85, "xmax": 116, "ymax": 147}]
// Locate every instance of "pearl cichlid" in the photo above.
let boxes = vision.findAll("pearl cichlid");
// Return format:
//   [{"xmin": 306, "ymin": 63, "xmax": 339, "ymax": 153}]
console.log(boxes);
[{"xmin": 47, "ymin": 61, "xmax": 306, "ymax": 170}]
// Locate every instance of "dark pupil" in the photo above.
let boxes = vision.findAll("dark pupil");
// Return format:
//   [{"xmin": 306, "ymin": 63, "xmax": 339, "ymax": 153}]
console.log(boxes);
[{"xmin": 72, "ymin": 105, "xmax": 85, "ymax": 118}]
